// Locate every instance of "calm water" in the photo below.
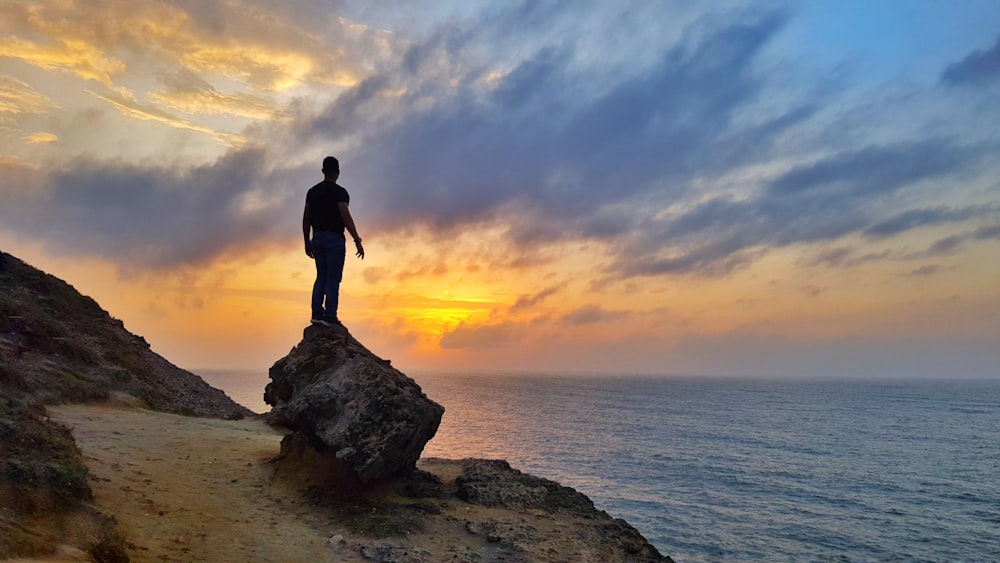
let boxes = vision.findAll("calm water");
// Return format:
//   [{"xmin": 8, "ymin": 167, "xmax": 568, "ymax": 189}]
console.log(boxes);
[{"xmin": 200, "ymin": 370, "xmax": 1000, "ymax": 561}]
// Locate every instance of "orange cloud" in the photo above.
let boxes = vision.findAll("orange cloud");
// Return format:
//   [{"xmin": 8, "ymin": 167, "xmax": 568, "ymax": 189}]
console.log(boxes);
[
  {"xmin": 2, "ymin": 0, "xmax": 371, "ymax": 93},
  {"xmin": 26, "ymin": 132, "xmax": 58, "ymax": 143},
  {"xmin": 88, "ymin": 90, "xmax": 246, "ymax": 147},
  {"xmin": 0, "ymin": 37, "xmax": 124, "ymax": 86},
  {"xmin": 0, "ymin": 76, "xmax": 56, "ymax": 114},
  {"xmin": 182, "ymin": 46, "xmax": 319, "ymax": 91},
  {"xmin": 149, "ymin": 87, "xmax": 280, "ymax": 120}
]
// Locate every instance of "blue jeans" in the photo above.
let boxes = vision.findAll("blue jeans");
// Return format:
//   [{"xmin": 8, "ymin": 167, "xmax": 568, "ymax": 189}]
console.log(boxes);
[{"xmin": 311, "ymin": 231, "xmax": 346, "ymax": 321}]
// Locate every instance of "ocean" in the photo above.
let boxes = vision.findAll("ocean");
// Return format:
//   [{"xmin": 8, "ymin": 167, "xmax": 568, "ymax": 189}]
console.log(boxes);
[{"xmin": 199, "ymin": 370, "xmax": 1000, "ymax": 561}]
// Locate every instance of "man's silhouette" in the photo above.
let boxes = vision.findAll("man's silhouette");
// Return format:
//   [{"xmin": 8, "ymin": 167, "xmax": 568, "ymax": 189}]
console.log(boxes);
[{"xmin": 303, "ymin": 156, "xmax": 364, "ymax": 327}]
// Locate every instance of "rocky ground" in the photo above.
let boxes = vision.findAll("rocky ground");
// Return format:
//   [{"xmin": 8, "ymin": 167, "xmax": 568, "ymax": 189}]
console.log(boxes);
[{"xmin": 48, "ymin": 403, "xmax": 669, "ymax": 563}]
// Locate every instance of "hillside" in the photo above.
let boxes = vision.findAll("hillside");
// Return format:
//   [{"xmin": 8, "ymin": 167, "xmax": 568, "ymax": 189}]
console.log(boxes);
[
  {"xmin": 0, "ymin": 251, "xmax": 249, "ymax": 418},
  {"xmin": 0, "ymin": 250, "xmax": 248, "ymax": 560}
]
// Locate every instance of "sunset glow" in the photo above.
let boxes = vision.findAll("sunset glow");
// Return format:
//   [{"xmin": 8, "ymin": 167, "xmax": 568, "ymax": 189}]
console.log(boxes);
[{"xmin": 2, "ymin": 1, "xmax": 998, "ymax": 377}]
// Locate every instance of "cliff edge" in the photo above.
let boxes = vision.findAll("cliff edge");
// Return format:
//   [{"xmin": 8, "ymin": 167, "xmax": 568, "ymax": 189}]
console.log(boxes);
[{"xmin": 0, "ymin": 250, "xmax": 672, "ymax": 562}]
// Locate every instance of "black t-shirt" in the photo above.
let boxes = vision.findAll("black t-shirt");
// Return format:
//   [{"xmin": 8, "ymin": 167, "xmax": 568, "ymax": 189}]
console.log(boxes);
[{"xmin": 305, "ymin": 181, "xmax": 350, "ymax": 233}]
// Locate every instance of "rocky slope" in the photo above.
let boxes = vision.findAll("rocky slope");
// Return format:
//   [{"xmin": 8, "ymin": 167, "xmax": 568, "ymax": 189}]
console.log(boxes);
[{"xmin": 0, "ymin": 251, "xmax": 249, "ymax": 418}]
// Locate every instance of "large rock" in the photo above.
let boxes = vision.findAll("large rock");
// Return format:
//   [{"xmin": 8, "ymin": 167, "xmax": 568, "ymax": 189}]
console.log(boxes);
[{"xmin": 264, "ymin": 324, "xmax": 444, "ymax": 483}]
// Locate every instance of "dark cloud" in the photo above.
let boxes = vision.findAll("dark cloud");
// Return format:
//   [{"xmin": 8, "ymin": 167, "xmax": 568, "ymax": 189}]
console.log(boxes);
[
  {"xmin": 807, "ymin": 247, "xmax": 892, "ymax": 269},
  {"xmin": 905, "ymin": 265, "xmax": 943, "ymax": 277},
  {"xmin": 510, "ymin": 283, "xmax": 565, "ymax": 312},
  {"xmin": 297, "ymin": 3, "xmax": 995, "ymax": 281},
  {"xmin": 865, "ymin": 205, "xmax": 998, "ymax": 238},
  {"xmin": 615, "ymin": 139, "xmax": 982, "ymax": 277},
  {"xmin": 900, "ymin": 222, "xmax": 1000, "ymax": 260},
  {"xmin": 975, "ymin": 223, "xmax": 1000, "ymax": 240},
  {"xmin": 0, "ymin": 147, "xmax": 309, "ymax": 268},
  {"xmin": 440, "ymin": 322, "xmax": 518, "ymax": 349},
  {"xmin": 560, "ymin": 305, "xmax": 629, "ymax": 326},
  {"xmin": 809, "ymin": 246, "xmax": 852, "ymax": 268},
  {"xmin": 766, "ymin": 141, "xmax": 971, "ymax": 199},
  {"xmin": 307, "ymin": 8, "xmax": 793, "ymax": 240},
  {"xmin": 942, "ymin": 35, "xmax": 1000, "ymax": 86},
  {"xmin": 924, "ymin": 235, "xmax": 965, "ymax": 257}
]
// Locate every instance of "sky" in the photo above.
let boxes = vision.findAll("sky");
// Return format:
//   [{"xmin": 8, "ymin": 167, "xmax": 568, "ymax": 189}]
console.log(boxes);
[{"xmin": 1, "ymin": 0, "xmax": 999, "ymax": 378}]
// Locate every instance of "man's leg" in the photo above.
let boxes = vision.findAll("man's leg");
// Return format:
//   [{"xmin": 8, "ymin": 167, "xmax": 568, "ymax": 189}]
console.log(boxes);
[
  {"xmin": 311, "ymin": 241, "xmax": 328, "ymax": 321},
  {"xmin": 323, "ymin": 237, "xmax": 347, "ymax": 321}
]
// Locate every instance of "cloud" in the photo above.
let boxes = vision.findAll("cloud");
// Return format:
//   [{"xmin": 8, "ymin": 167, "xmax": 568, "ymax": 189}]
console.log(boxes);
[
  {"xmin": 864, "ymin": 204, "xmax": 999, "ymax": 238},
  {"xmin": 299, "ymin": 7, "xmax": 793, "ymax": 238},
  {"xmin": 284, "ymin": 3, "xmax": 996, "ymax": 282},
  {"xmin": 0, "ymin": 37, "xmax": 124, "ymax": 87},
  {"xmin": 3, "ymin": 0, "xmax": 998, "ymax": 284},
  {"xmin": 560, "ymin": 305, "xmax": 629, "ymax": 326},
  {"xmin": 900, "ymin": 221, "xmax": 1000, "ymax": 260},
  {"xmin": 180, "ymin": 44, "xmax": 319, "ymax": 92},
  {"xmin": 942, "ymin": 35, "xmax": 1000, "ymax": 86},
  {"xmin": 905, "ymin": 264, "xmax": 943, "ymax": 277},
  {"xmin": 0, "ymin": 147, "xmax": 307, "ymax": 268},
  {"xmin": 0, "ymin": 156, "xmax": 45, "ymax": 201},
  {"xmin": 510, "ymin": 283, "xmax": 565, "ymax": 312},
  {"xmin": 0, "ymin": 76, "xmax": 57, "ymax": 114},
  {"xmin": 440, "ymin": 322, "xmax": 519, "ymax": 349},
  {"xmin": 149, "ymin": 70, "xmax": 282, "ymax": 119},
  {"xmin": 807, "ymin": 247, "xmax": 892, "ymax": 269},
  {"xmin": 362, "ymin": 267, "xmax": 389, "ymax": 284},
  {"xmin": 88, "ymin": 89, "xmax": 246, "ymax": 147},
  {"xmin": 26, "ymin": 132, "xmax": 58, "ymax": 144},
  {"xmin": 0, "ymin": 0, "xmax": 381, "ymax": 94},
  {"xmin": 765, "ymin": 140, "xmax": 974, "ymax": 199},
  {"xmin": 922, "ymin": 235, "xmax": 965, "ymax": 256},
  {"xmin": 808, "ymin": 246, "xmax": 852, "ymax": 268},
  {"xmin": 975, "ymin": 223, "xmax": 1000, "ymax": 240},
  {"xmin": 613, "ymin": 139, "xmax": 985, "ymax": 278}
]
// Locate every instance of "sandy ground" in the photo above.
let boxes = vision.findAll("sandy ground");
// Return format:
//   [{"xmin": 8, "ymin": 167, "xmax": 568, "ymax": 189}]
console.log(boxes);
[
  {"xmin": 46, "ymin": 403, "xmax": 661, "ymax": 563},
  {"xmin": 48, "ymin": 404, "xmax": 366, "ymax": 563}
]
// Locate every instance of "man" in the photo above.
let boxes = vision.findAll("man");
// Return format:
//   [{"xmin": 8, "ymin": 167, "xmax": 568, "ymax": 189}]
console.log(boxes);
[{"xmin": 303, "ymin": 156, "xmax": 364, "ymax": 327}]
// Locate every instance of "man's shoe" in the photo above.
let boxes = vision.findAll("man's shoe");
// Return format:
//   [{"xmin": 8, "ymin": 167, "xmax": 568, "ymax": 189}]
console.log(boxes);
[{"xmin": 311, "ymin": 317, "xmax": 344, "ymax": 328}]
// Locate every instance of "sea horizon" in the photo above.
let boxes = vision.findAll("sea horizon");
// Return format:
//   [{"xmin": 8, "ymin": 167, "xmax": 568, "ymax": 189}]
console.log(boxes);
[{"xmin": 196, "ymin": 367, "xmax": 1000, "ymax": 416}]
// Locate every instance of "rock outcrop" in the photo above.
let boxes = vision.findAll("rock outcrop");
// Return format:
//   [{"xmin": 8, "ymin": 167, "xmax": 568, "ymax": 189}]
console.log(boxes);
[
  {"xmin": 303, "ymin": 457, "xmax": 672, "ymax": 562},
  {"xmin": 264, "ymin": 324, "xmax": 445, "ymax": 482}
]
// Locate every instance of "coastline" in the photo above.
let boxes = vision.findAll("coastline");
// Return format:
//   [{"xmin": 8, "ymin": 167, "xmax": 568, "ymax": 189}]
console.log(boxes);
[{"xmin": 49, "ymin": 402, "xmax": 669, "ymax": 562}]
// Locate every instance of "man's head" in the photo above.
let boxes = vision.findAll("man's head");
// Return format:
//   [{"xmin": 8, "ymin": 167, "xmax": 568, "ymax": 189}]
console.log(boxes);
[{"xmin": 322, "ymin": 156, "xmax": 340, "ymax": 179}]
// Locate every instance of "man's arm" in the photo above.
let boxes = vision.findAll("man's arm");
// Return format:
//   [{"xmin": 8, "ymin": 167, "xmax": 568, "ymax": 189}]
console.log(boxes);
[
  {"xmin": 302, "ymin": 203, "xmax": 313, "ymax": 258},
  {"xmin": 338, "ymin": 202, "xmax": 364, "ymax": 259}
]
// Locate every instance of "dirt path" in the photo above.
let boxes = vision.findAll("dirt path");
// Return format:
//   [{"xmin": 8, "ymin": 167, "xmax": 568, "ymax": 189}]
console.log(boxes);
[
  {"xmin": 48, "ymin": 404, "xmax": 366, "ymax": 563},
  {"xmin": 47, "ymin": 404, "xmax": 667, "ymax": 563}
]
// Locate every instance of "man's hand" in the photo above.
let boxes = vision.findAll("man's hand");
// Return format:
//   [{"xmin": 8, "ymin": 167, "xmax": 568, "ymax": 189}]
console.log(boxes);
[
  {"xmin": 355, "ymin": 240, "xmax": 365, "ymax": 259},
  {"xmin": 305, "ymin": 240, "xmax": 314, "ymax": 258}
]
